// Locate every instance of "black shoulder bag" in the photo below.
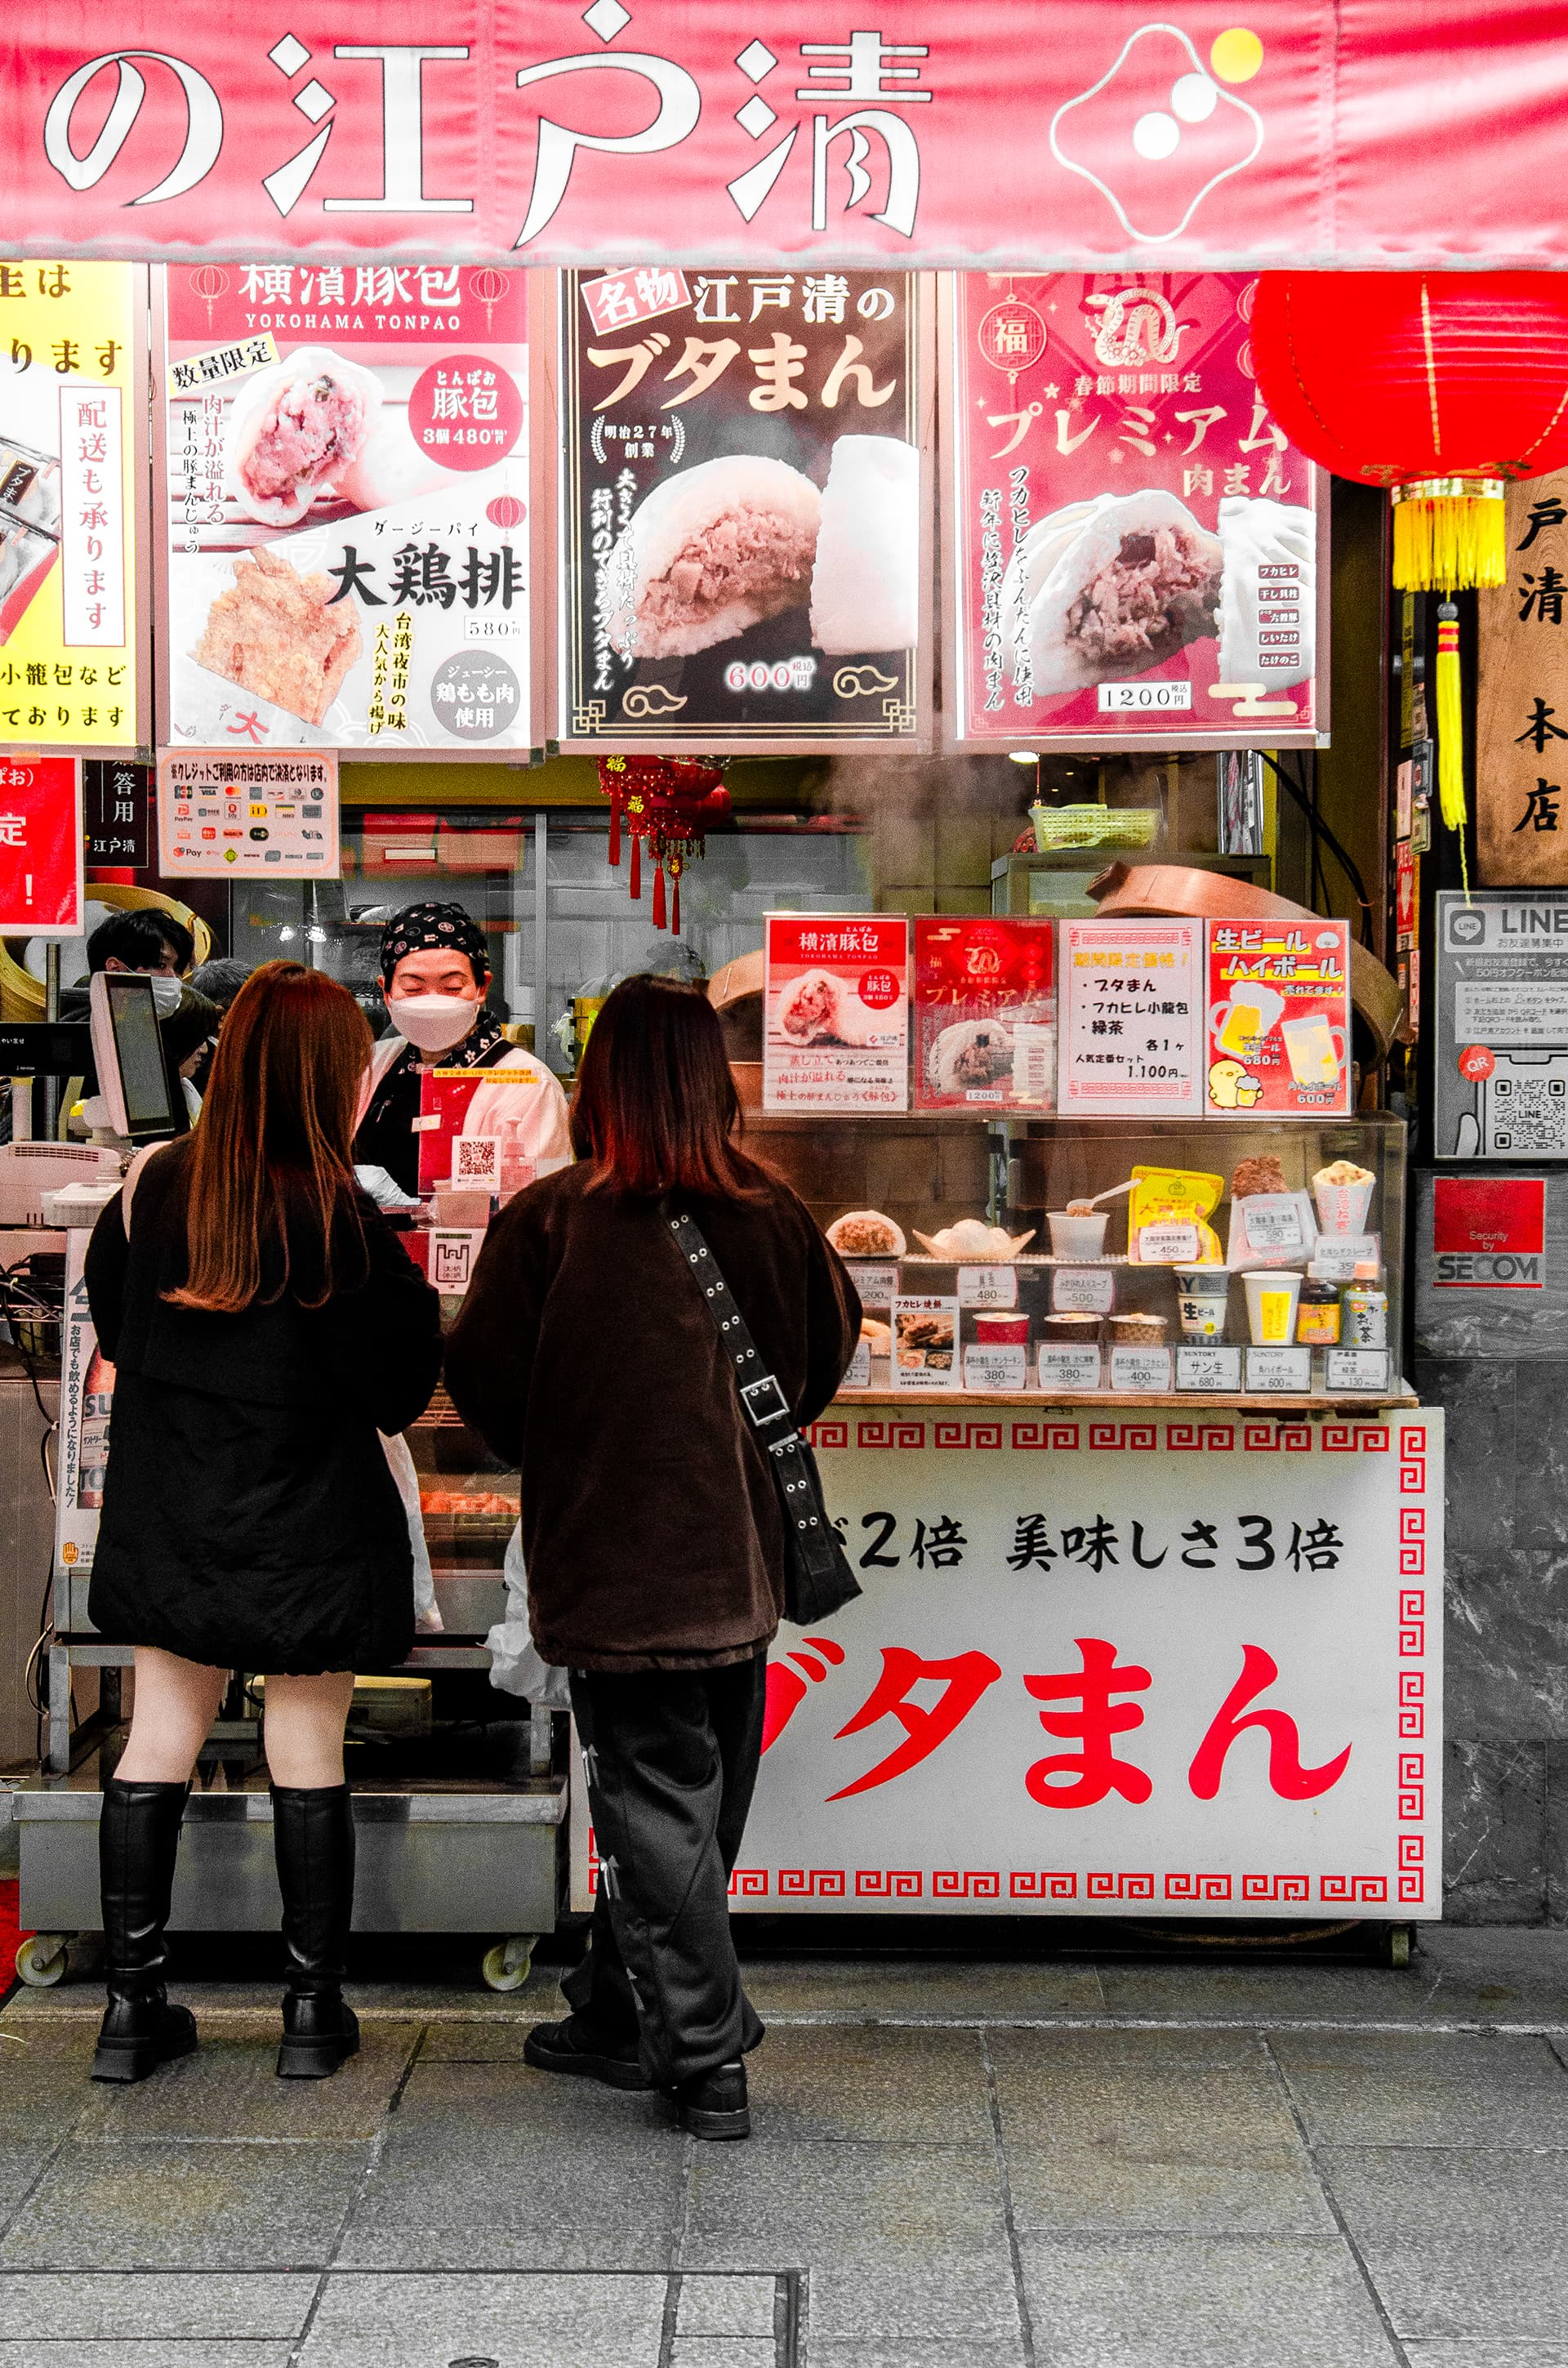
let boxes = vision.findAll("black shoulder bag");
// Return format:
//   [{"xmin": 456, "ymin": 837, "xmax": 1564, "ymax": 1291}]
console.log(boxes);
[{"xmin": 664, "ymin": 1205, "xmax": 861, "ymax": 1627}]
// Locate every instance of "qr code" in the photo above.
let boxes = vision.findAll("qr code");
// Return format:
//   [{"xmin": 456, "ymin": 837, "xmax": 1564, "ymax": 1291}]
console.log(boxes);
[
  {"xmin": 453, "ymin": 1135, "xmax": 500, "ymax": 1184},
  {"xmin": 1491, "ymin": 1074, "xmax": 1568, "ymax": 1152}
]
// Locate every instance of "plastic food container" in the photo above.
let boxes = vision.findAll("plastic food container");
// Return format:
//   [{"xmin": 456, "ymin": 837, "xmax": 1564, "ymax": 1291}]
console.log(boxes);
[
  {"xmin": 973, "ymin": 1312, "xmax": 1030, "ymax": 1345},
  {"xmin": 1174, "ymin": 1267, "xmax": 1230, "ymax": 1339},
  {"xmin": 1242, "ymin": 1269, "xmax": 1303, "ymax": 1345},
  {"xmin": 1041, "ymin": 1312, "xmax": 1103, "ymax": 1345},
  {"xmin": 1048, "ymin": 1210, "xmax": 1109, "ymax": 1258},
  {"xmin": 1107, "ymin": 1313, "xmax": 1167, "ymax": 1348}
]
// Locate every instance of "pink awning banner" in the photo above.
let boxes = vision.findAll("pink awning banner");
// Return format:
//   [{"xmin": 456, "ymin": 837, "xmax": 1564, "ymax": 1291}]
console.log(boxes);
[{"xmin": 4, "ymin": 2, "xmax": 1568, "ymax": 270}]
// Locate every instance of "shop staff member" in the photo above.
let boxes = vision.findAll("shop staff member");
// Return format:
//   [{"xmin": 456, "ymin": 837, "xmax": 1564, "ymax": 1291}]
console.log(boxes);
[{"xmin": 354, "ymin": 900, "xmax": 570, "ymax": 1197}]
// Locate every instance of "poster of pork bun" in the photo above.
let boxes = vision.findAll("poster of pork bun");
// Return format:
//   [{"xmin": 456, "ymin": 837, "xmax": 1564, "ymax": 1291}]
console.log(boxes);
[
  {"xmin": 945, "ymin": 274, "xmax": 1325, "ymax": 751},
  {"xmin": 558, "ymin": 269, "xmax": 929, "ymax": 751},
  {"xmin": 158, "ymin": 265, "xmax": 532, "ymax": 754}
]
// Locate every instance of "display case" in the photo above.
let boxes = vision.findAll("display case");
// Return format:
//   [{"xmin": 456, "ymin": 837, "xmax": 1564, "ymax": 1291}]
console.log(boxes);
[{"xmin": 745, "ymin": 1110, "xmax": 1410, "ymax": 1408}]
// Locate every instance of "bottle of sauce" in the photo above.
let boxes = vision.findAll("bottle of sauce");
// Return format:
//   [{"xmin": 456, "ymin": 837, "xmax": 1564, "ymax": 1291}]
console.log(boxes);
[
  {"xmin": 1341, "ymin": 1261, "xmax": 1389, "ymax": 1348},
  {"xmin": 1295, "ymin": 1275, "xmax": 1342, "ymax": 1345}
]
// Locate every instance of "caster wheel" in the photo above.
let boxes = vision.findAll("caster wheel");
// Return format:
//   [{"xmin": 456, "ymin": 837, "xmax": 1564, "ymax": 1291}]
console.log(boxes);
[
  {"xmin": 14, "ymin": 1933, "xmax": 70, "ymax": 1988},
  {"xmin": 482, "ymin": 1936, "xmax": 537, "ymax": 1993},
  {"xmin": 1386, "ymin": 1923, "xmax": 1414, "ymax": 1969}
]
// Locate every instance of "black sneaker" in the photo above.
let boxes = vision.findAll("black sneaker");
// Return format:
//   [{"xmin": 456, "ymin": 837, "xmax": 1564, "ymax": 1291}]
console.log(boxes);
[
  {"xmin": 673, "ymin": 2059, "xmax": 750, "ymax": 2140},
  {"xmin": 523, "ymin": 2017, "xmax": 652, "ymax": 2091}
]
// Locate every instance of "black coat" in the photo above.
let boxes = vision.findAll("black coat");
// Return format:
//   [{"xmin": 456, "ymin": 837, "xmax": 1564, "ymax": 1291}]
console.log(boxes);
[
  {"xmin": 85, "ymin": 1138, "xmax": 443, "ymax": 1675},
  {"xmin": 444, "ymin": 1163, "xmax": 860, "ymax": 1673}
]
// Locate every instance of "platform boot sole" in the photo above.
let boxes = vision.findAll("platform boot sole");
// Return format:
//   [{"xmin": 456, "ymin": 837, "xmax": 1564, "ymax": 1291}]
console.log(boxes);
[
  {"xmin": 91, "ymin": 2007, "xmax": 198, "ymax": 2085},
  {"xmin": 277, "ymin": 2009, "xmax": 361, "ymax": 2080}
]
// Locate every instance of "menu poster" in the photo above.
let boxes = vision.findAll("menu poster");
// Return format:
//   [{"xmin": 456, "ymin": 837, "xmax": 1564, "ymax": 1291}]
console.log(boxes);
[
  {"xmin": 764, "ymin": 913, "xmax": 909, "ymax": 1113},
  {"xmin": 159, "ymin": 265, "xmax": 530, "ymax": 753},
  {"xmin": 0, "ymin": 754, "xmax": 82, "ymax": 934},
  {"xmin": 1057, "ymin": 918, "xmax": 1201, "ymax": 1116},
  {"xmin": 913, "ymin": 917, "xmax": 1055, "ymax": 1112},
  {"xmin": 0, "ymin": 262, "xmax": 145, "ymax": 752},
  {"xmin": 157, "ymin": 751, "xmax": 338, "ymax": 879},
  {"xmin": 947, "ymin": 273, "xmax": 1321, "ymax": 750},
  {"xmin": 1434, "ymin": 890, "xmax": 1568, "ymax": 1161},
  {"xmin": 559, "ymin": 269, "xmax": 925, "ymax": 750},
  {"xmin": 1204, "ymin": 918, "xmax": 1352, "ymax": 1117}
]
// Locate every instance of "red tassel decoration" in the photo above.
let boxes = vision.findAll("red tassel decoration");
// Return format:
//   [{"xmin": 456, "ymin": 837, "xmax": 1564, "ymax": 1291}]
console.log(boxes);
[
  {"xmin": 670, "ymin": 869, "xmax": 681, "ymax": 935},
  {"xmin": 607, "ymin": 788, "xmax": 621, "ymax": 868},
  {"xmin": 652, "ymin": 860, "xmax": 666, "ymax": 930},
  {"xmin": 629, "ymin": 833, "xmax": 642, "ymax": 902}
]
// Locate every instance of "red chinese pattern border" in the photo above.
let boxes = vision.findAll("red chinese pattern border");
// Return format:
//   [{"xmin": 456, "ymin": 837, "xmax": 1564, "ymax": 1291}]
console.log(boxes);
[{"xmin": 808, "ymin": 1418, "xmax": 1396, "ymax": 1455}]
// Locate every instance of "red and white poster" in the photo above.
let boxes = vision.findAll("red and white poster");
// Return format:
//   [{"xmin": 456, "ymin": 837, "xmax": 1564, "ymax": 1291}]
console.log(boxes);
[
  {"xmin": 1204, "ymin": 917, "xmax": 1352, "ymax": 1117},
  {"xmin": 573, "ymin": 1414, "xmax": 1445, "ymax": 1920},
  {"xmin": 764, "ymin": 912, "xmax": 909, "ymax": 1113},
  {"xmin": 0, "ymin": 753, "xmax": 82, "ymax": 934},
  {"xmin": 158, "ymin": 263, "xmax": 530, "ymax": 753},
  {"xmin": 947, "ymin": 272, "xmax": 1322, "ymax": 748},
  {"xmin": 1058, "ymin": 916, "xmax": 1202, "ymax": 1116},
  {"xmin": 913, "ymin": 916, "xmax": 1055, "ymax": 1111}
]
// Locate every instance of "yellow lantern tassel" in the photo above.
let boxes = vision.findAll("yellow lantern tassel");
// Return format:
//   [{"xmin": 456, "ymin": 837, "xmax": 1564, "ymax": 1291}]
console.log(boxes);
[
  {"xmin": 1392, "ymin": 479, "xmax": 1508, "ymax": 592},
  {"xmin": 1436, "ymin": 599, "xmax": 1471, "ymax": 896}
]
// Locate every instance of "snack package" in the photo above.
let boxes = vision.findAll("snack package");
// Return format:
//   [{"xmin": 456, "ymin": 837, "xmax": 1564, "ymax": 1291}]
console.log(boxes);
[
  {"xmin": 1227, "ymin": 1190, "xmax": 1320, "ymax": 1269},
  {"xmin": 1127, "ymin": 1166, "xmax": 1224, "ymax": 1264}
]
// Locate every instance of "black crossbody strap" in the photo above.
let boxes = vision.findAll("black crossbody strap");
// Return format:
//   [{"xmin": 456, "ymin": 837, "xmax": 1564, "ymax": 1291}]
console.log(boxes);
[{"xmin": 663, "ymin": 1205, "xmax": 833, "ymax": 1567}]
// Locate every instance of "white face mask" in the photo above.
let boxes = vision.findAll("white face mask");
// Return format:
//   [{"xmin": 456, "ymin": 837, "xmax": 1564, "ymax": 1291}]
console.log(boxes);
[
  {"xmin": 149, "ymin": 974, "xmax": 183, "ymax": 1017},
  {"xmin": 386, "ymin": 992, "xmax": 481, "ymax": 1054}
]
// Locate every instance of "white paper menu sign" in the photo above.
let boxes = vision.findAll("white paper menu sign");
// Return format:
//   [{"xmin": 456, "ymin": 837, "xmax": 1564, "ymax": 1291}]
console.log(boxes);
[{"xmin": 1057, "ymin": 919, "xmax": 1203, "ymax": 1116}]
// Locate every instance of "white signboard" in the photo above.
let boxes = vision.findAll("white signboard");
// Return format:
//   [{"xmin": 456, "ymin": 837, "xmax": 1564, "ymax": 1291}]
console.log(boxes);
[
  {"xmin": 1058, "ymin": 919, "xmax": 1203, "ymax": 1116},
  {"xmin": 157, "ymin": 750, "xmax": 338, "ymax": 878},
  {"xmin": 572, "ymin": 1411, "xmax": 1443, "ymax": 1919}
]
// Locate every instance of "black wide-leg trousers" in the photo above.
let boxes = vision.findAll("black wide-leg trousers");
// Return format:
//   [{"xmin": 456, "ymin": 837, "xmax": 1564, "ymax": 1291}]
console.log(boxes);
[{"xmin": 564, "ymin": 1655, "xmax": 767, "ymax": 2087}]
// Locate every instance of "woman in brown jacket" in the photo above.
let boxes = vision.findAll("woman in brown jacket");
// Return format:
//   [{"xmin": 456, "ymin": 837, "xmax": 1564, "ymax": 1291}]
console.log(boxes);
[{"xmin": 445, "ymin": 974, "xmax": 858, "ymax": 2139}]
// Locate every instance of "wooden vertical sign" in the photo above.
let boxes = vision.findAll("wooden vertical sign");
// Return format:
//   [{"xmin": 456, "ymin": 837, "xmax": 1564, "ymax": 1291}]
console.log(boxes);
[{"xmin": 1477, "ymin": 473, "xmax": 1568, "ymax": 885}]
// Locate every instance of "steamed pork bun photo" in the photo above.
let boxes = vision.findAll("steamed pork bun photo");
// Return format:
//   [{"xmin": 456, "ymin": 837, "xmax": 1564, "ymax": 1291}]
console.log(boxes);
[{"xmin": 606, "ymin": 434, "xmax": 920, "ymax": 664}]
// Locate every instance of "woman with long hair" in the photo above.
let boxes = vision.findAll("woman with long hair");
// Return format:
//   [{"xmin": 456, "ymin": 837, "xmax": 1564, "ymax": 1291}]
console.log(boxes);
[
  {"xmin": 446, "ymin": 974, "xmax": 858, "ymax": 2141},
  {"xmin": 83, "ymin": 962, "xmax": 442, "ymax": 2084}
]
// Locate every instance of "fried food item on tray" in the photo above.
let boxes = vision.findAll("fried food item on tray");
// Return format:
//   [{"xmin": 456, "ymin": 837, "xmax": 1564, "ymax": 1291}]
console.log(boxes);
[
  {"xmin": 191, "ymin": 545, "xmax": 361, "ymax": 727},
  {"xmin": 1230, "ymin": 1154, "xmax": 1289, "ymax": 1201},
  {"xmin": 826, "ymin": 1210, "xmax": 906, "ymax": 1257}
]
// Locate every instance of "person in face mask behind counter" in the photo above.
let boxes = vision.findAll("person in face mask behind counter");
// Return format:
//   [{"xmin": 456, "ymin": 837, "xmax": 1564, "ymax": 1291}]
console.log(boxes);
[{"xmin": 354, "ymin": 901, "xmax": 571, "ymax": 1201}]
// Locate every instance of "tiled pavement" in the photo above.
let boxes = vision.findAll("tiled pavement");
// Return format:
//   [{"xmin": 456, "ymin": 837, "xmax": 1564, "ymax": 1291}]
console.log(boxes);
[{"xmin": 0, "ymin": 1926, "xmax": 1565, "ymax": 2365}]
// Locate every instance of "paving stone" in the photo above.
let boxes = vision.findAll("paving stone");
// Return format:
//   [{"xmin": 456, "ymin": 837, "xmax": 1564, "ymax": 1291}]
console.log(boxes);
[
  {"xmin": 0, "ymin": 2138, "xmax": 63, "ymax": 2227},
  {"xmin": 674, "ymin": 2273, "xmax": 776, "ymax": 2335},
  {"xmin": 1017, "ymin": 2232, "xmax": 1394, "ymax": 2365},
  {"xmin": 746, "ymin": 2025, "xmax": 991, "ymax": 2145},
  {"xmin": 336, "ymin": 2103, "xmax": 684, "ymax": 2273},
  {"xmin": 1271, "ymin": 2029, "xmax": 1568, "ymax": 2145},
  {"xmin": 0, "ymin": 2025, "xmax": 96, "ymax": 2144},
  {"xmin": 668, "ymin": 2344, "xmax": 775, "ymax": 2368},
  {"xmin": 0, "ymin": 2141, "xmax": 370, "ymax": 2271},
  {"xmin": 0, "ymin": 2270, "xmax": 315, "ymax": 2337},
  {"xmin": 990, "ymin": 2048, "xmax": 1303, "ymax": 2156},
  {"xmin": 300, "ymin": 2269, "xmax": 668, "ymax": 2364},
  {"xmin": 1321, "ymin": 2146, "xmax": 1568, "ymax": 2339},
  {"xmin": 74, "ymin": 2020, "xmax": 423, "ymax": 2144},
  {"xmin": 1004, "ymin": 2141, "xmax": 1333, "ymax": 2237},
  {"xmin": 738, "ymin": 1956, "xmax": 1107, "ymax": 2019},
  {"xmin": 808, "ymin": 2346, "xmax": 1026, "ymax": 2368},
  {"xmin": 682, "ymin": 2141, "xmax": 1016, "ymax": 2341},
  {"xmin": 991, "ymin": 2026, "xmax": 1272, "ymax": 2074},
  {"xmin": 0, "ymin": 2347, "xmax": 295, "ymax": 2365},
  {"xmin": 1405, "ymin": 2348, "xmax": 1568, "ymax": 2367}
]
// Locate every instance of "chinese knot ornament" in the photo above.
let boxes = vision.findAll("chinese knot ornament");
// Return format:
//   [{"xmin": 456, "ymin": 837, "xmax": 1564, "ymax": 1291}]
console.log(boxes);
[{"xmin": 596, "ymin": 754, "xmax": 731, "ymax": 934}]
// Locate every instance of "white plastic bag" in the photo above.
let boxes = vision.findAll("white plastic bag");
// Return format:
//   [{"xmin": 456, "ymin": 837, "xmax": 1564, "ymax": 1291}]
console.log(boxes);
[
  {"xmin": 379, "ymin": 1430, "xmax": 443, "ymax": 1634},
  {"xmin": 486, "ymin": 1519, "xmax": 572, "ymax": 1707}
]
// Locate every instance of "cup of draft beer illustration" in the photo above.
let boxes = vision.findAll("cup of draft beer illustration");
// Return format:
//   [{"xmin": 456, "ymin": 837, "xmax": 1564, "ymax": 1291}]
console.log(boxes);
[
  {"xmin": 1047, "ymin": 1209, "xmax": 1109, "ymax": 1258},
  {"xmin": 1208, "ymin": 983, "xmax": 1286, "ymax": 1060},
  {"xmin": 1174, "ymin": 1266, "xmax": 1231, "ymax": 1339},
  {"xmin": 1241, "ymin": 1268, "xmax": 1303, "ymax": 1345},
  {"xmin": 1281, "ymin": 1011, "xmax": 1348, "ymax": 1091}
]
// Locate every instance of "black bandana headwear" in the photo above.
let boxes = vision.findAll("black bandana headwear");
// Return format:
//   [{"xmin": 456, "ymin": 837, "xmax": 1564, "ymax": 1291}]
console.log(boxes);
[{"xmin": 380, "ymin": 900, "xmax": 491, "ymax": 988}]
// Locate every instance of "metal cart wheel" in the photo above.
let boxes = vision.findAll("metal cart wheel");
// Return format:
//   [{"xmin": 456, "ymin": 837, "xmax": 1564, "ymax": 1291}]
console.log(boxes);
[
  {"xmin": 14, "ymin": 1933, "xmax": 71, "ymax": 1988},
  {"xmin": 481, "ymin": 1935, "xmax": 537, "ymax": 1992}
]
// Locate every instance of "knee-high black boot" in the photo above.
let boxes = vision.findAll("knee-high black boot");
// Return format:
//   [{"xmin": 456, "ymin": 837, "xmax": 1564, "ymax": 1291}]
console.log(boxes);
[
  {"xmin": 272, "ymin": 1784, "xmax": 359, "ymax": 2079},
  {"xmin": 92, "ymin": 1778, "xmax": 197, "ymax": 2084}
]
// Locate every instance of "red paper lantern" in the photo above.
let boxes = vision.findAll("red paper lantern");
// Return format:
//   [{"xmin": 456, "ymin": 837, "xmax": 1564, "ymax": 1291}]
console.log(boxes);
[
  {"xmin": 1250, "ymin": 271, "xmax": 1568, "ymax": 593},
  {"xmin": 596, "ymin": 754, "xmax": 731, "ymax": 936}
]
